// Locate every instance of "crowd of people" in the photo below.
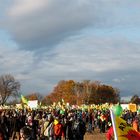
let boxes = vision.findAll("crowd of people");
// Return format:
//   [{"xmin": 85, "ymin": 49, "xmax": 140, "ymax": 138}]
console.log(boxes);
[{"xmin": 0, "ymin": 105, "xmax": 140, "ymax": 140}]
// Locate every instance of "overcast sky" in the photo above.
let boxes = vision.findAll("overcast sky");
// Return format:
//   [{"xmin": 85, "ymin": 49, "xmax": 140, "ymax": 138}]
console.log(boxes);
[{"xmin": 0, "ymin": 0, "xmax": 140, "ymax": 100}]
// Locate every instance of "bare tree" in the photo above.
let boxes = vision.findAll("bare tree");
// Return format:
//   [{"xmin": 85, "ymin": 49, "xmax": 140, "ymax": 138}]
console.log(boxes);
[{"xmin": 0, "ymin": 74, "xmax": 20, "ymax": 105}]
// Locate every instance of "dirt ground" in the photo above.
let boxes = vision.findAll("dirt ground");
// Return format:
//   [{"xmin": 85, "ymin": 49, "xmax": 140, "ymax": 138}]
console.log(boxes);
[
  {"xmin": 84, "ymin": 129, "xmax": 106, "ymax": 140},
  {"xmin": 9, "ymin": 129, "xmax": 106, "ymax": 140}
]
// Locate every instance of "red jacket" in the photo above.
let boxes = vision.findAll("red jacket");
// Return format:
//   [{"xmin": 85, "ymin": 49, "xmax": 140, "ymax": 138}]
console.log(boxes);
[
  {"xmin": 106, "ymin": 126, "xmax": 114, "ymax": 140},
  {"xmin": 54, "ymin": 123, "xmax": 64, "ymax": 137}
]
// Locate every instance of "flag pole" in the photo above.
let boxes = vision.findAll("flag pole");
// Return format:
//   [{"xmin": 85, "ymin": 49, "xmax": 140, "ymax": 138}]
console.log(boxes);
[{"xmin": 110, "ymin": 110, "xmax": 118, "ymax": 140}]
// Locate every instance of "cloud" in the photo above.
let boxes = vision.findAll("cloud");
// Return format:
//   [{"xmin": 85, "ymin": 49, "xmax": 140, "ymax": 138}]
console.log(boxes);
[
  {"xmin": 0, "ymin": 0, "xmax": 140, "ymax": 98},
  {"xmin": 3, "ymin": 0, "xmax": 94, "ymax": 50},
  {"xmin": 0, "ymin": 46, "xmax": 34, "ymax": 73},
  {"xmin": 48, "ymin": 34, "xmax": 140, "ymax": 97},
  {"xmin": 2, "ymin": 0, "xmax": 140, "ymax": 51},
  {"xmin": 1, "ymin": 29, "xmax": 140, "ymax": 95},
  {"xmin": 8, "ymin": 0, "xmax": 46, "ymax": 17},
  {"xmin": 113, "ymin": 78, "xmax": 125, "ymax": 83}
]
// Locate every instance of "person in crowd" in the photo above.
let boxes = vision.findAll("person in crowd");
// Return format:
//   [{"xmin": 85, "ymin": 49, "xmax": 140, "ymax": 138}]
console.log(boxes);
[
  {"xmin": 100, "ymin": 112, "xmax": 106, "ymax": 133},
  {"xmin": 132, "ymin": 117, "xmax": 139, "ymax": 132},
  {"xmin": 20, "ymin": 126, "xmax": 32, "ymax": 140},
  {"xmin": 42, "ymin": 114, "xmax": 54, "ymax": 140},
  {"xmin": 106, "ymin": 125, "xmax": 114, "ymax": 140},
  {"xmin": 87, "ymin": 111, "xmax": 93, "ymax": 133},
  {"xmin": 47, "ymin": 115, "xmax": 54, "ymax": 140},
  {"xmin": 40, "ymin": 114, "xmax": 49, "ymax": 139},
  {"xmin": 0, "ymin": 126, "xmax": 5, "ymax": 140},
  {"xmin": 0, "ymin": 111, "xmax": 9, "ymax": 140},
  {"xmin": 63, "ymin": 117, "xmax": 73, "ymax": 140},
  {"xmin": 11, "ymin": 112, "xmax": 21, "ymax": 140},
  {"xmin": 1, "ymin": 104, "xmax": 140, "ymax": 140},
  {"xmin": 72, "ymin": 117, "xmax": 86, "ymax": 140},
  {"xmin": 30, "ymin": 112, "xmax": 39, "ymax": 140},
  {"xmin": 53, "ymin": 117, "xmax": 64, "ymax": 140}
]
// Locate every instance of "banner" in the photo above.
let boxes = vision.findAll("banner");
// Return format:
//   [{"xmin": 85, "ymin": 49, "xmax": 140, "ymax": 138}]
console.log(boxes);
[
  {"xmin": 121, "ymin": 104, "xmax": 129, "ymax": 110},
  {"xmin": 110, "ymin": 110, "xmax": 140, "ymax": 140},
  {"xmin": 128, "ymin": 104, "xmax": 137, "ymax": 112},
  {"xmin": 28, "ymin": 100, "xmax": 38, "ymax": 109}
]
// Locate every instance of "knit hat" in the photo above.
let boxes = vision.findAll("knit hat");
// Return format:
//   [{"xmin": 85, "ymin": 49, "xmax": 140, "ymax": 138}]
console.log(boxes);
[{"xmin": 54, "ymin": 119, "xmax": 59, "ymax": 125}]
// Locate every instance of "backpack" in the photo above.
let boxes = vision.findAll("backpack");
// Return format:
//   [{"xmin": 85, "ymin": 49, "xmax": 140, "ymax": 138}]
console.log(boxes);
[
  {"xmin": 44, "ymin": 127, "xmax": 49, "ymax": 136},
  {"xmin": 48, "ymin": 123, "xmax": 54, "ymax": 137},
  {"xmin": 43, "ymin": 121, "xmax": 49, "ymax": 136}
]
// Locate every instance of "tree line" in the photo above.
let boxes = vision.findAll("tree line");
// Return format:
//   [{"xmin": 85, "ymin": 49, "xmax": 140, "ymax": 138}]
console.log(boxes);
[
  {"xmin": 0, "ymin": 74, "xmax": 139, "ymax": 105},
  {"xmin": 42, "ymin": 80, "xmax": 120, "ymax": 105}
]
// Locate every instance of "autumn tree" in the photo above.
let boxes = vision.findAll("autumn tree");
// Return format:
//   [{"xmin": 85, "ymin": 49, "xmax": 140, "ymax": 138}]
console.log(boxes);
[
  {"xmin": 47, "ymin": 80, "xmax": 120, "ymax": 105},
  {"xmin": 130, "ymin": 95, "xmax": 140, "ymax": 104},
  {"xmin": 42, "ymin": 95, "xmax": 53, "ymax": 105},
  {"xmin": 25, "ymin": 92, "xmax": 43, "ymax": 101},
  {"xmin": 88, "ymin": 81, "xmax": 100, "ymax": 104},
  {"xmin": 81, "ymin": 80, "xmax": 91, "ymax": 104},
  {"xmin": 74, "ymin": 80, "xmax": 98, "ymax": 105},
  {"xmin": 49, "ymin": 80, "xmax": 77, "ymax": 104},
  {"xmin": 83, "ymin": 82, "xmax": 120, "ymax": 104},
  {"xmin": 74, "ymin": 82, "xmax": 85, "ymax": 105},
  {"xmin": 96, "ymin": 85, "xmax": 120, "ymax": 104},
  {"xmin": 0, "ymin": 74, "xmax": 20, "ymax": 105},
  {"xmin": 74, "ymin": 80, "xmax": 104, "ymax": 105}
]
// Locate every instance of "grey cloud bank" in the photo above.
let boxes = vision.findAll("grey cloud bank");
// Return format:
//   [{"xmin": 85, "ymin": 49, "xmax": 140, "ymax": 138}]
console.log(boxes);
[
  {"xmin": 4, "ymin": 0, "xmax": 140, "ymax": 50},
  {"xmin": 0, "ymin": 0, "xmax": 140, "ymax": 99}
]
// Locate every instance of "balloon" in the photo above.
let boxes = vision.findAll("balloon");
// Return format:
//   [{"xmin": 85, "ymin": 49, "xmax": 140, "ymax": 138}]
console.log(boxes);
[
  {"xmin": 60, "ymin": 110, "xmax": 64, "ymax": 115},
  {"xmin": 113, "ymin": 104, "xmax": 123, "ymax": 116}
]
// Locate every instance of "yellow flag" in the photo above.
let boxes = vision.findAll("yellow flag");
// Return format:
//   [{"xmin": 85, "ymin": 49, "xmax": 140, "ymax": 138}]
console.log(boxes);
[
  {"xmin": 110, "ymin": 110, "xmax": 140, "ymax": 140},
  {"xmin": 21, "ymin": 95, "xmax": 28, "ymax": 104}
]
